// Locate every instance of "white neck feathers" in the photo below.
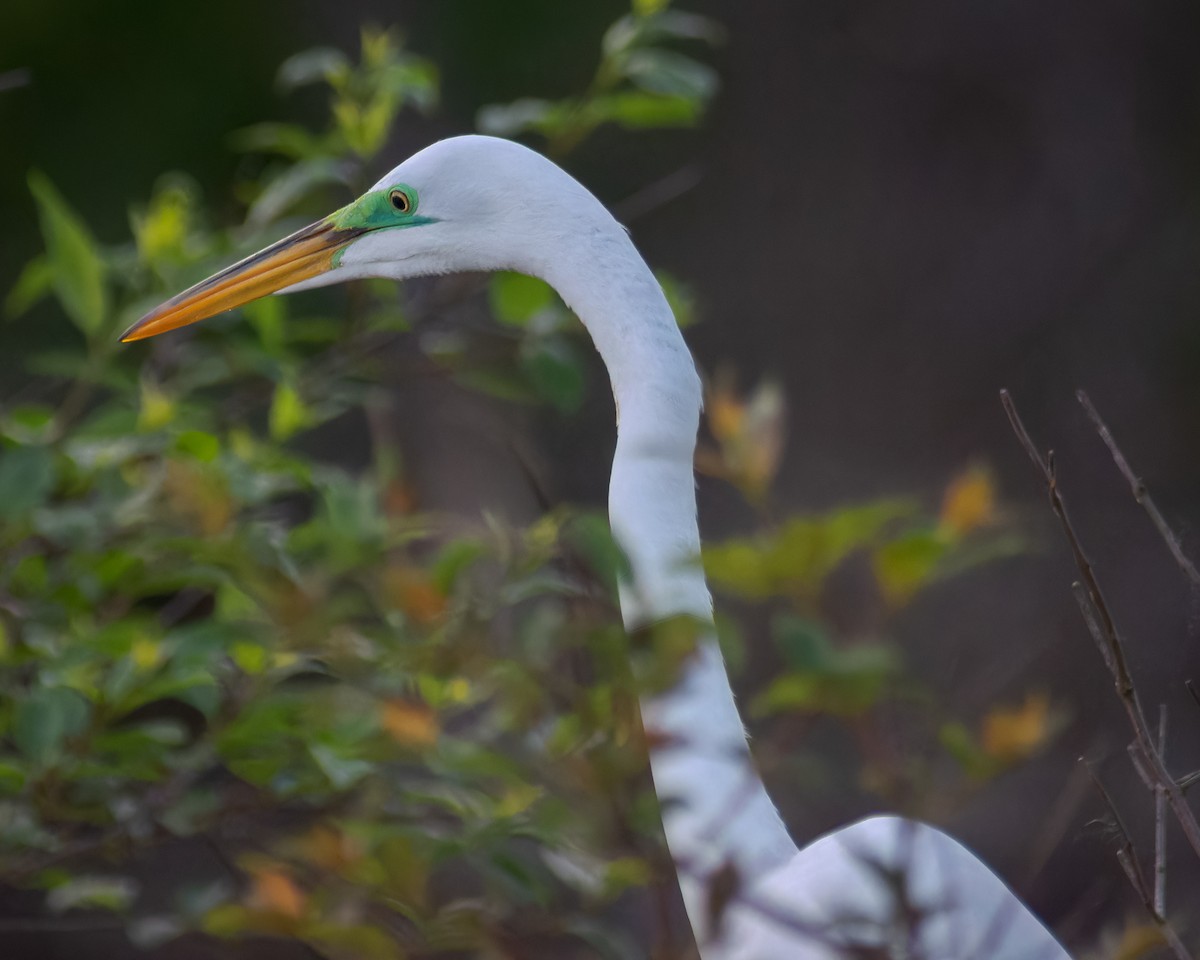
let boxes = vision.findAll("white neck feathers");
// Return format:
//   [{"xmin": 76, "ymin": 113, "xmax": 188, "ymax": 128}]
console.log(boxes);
[{"xmin": 534, "ymin": 209, "xmax": 796, "ymax": 927}]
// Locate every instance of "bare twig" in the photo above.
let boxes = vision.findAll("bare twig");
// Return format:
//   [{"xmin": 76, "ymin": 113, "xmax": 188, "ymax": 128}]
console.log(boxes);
[
  {"xmin": 1187, "ymin": 679, "xmax": 1200, "ymax": 712},
  {"xmin": 1076, "ymin": 390, "xmax": 1200, "ymax": 587},
  {"xmin": 613, "ymin": 163, "xmax": 705, "ymax": 223},
  {"xmin": 1179, "ymin": 771, "xmax": 1200, "ymax": 793},
  {"xmin": 1083, "ymin": 758, "xmax": 1195, "ymax": 959},
  {"xmin": 1083, "ymin": 759, "xmax": 1151, "ymax": 907},
  {"xmin": 1156, "ymin": 705, "xmax": 1168, "ymax": 921},
  {"xmin": 1071, "ymin": 582, "xmax": 1116, "ymax": 676},
  {"xmin": 1000, "ymin": 390, "xmax": 1200, "ymax": 860}
]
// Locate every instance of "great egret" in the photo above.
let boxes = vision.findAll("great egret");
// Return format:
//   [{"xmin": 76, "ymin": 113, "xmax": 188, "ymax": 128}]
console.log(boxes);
[{"xmin": 122, "ymin": 135, "xmax": 1072, "ymax": 959}]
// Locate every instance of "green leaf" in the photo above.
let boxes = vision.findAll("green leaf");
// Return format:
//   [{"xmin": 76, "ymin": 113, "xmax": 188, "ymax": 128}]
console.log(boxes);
[
  {"xmin": 489, "ymin": 272, "xmax": 554, "ymax": 327},
  {"xmin": 873, "ymin": 528, "xmax": 948, "ymax": 604},
  {"xmin": 604, "ymin": 11, "xmax": 725, "ymax": 55},
  {"xmin": 751, "ymin": 647, "xmax": 898, "ymax": 718},
  {"xmin": 117, "ymin": 671, "xmax": 220, "ymax": 718},
  {"xmin": 269, "ymin": 381, "xmax": 312, "ymax": 441},
  {"xmin": 633, "ymin": 0, "xmax": 671, "ymax": 16},
  {"xmin": 0, "ymin": 445, "xmax": 56, "ymax": 521},
  {"xmin": 565, "ymin": 513, "xmax": 632, "ymax": 597},
  {"xmin": 0, "ymin": 760, "xmax": 27, "ymax": 795},
  {"xmin": 309, "ymin": 743, "xmax": 373, "ymax": 790},
  {"xmin": 131, "ymin": 181, "xmax": 193, "ymax": 265},
  {"xmin": 772, "ymin": 616, "xmax": 832, "ymax": 670},
  {"xmin": 431, "ymin": 539, "xmax": 485, "ymax": 594},
  {"xmin": 379, "ymin": 60, "xmax": 440, "ymax": 113},
  {"xmin": 623, "ymin": 49, "xmax": 717, "ymax": 101},
  {"xmin": 476, "ymin": 98, "xmax": 554, "ymax": 138},
  {"xmin": 704, "ymin": 501, "xmax": 915, "ymax": 599},
  {"xmin": 13, "ymin": 686, "xmax": 91, "ymax": 764},
  {"xmin": 277, "ymin": 47, "xmax": 350, "ymax": 90},
  {"xmin": 46, "ymin": 875, "xmax": 138, "ymax": 914},
  {"xmin": 656, "ymin": 270, "xmax": 698, "ymax": 328},
  {"xmin": 174, "ymin": 430, "xmax": 221, "ymax": 462},
  {"xmin": 5, "ymin": 255, "xmax": 54, "ymax": 319},
  {"xmin": 593, "ymin": 92, "xmax": 703, "ymax": 129},
  {"xmin": 28, "ymin": 171, "xmax": 109, "ymax": 336},
  {"xmin": 246, "ymin": 158, "xmax": 346, "ymax": 228},
  {"xmin": 304, "ymin": 922, "xmax": 402, "ymax": 960},
  {"xmin": 0, "ymin": 404, "xmax": 56, "ymax": 443},
  {"xmin": 229, "ymin": 122, "xmax": 322, "ymax": 159},
  {"xmin": 520, "ymin": 337, "xmax": 586, "ymax": 414}
]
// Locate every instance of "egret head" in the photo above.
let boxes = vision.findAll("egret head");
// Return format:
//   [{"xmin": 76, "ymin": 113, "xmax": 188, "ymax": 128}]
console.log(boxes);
[{"xmin": 120, "ymin": 135, "xmax": 589, "ymax": 342}]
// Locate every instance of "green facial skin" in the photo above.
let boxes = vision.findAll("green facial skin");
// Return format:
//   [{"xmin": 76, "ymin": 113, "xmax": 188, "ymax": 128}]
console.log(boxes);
[
  {"xmin": 326, "ymin": 183, "xmax": 437, "ymax": 266},
  {"xmin": 327, "ymin": 183, "xmax": 435, "ymax": 231}
]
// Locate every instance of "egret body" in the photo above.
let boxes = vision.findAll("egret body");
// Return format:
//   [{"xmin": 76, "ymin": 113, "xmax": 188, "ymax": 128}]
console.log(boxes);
[{"xmin": 124, "ymin": 135, "xmax": 1072, "ymax": 960}]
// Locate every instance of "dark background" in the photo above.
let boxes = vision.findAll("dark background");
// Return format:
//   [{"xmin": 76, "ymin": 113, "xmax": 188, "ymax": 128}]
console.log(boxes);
[{"xmin": 6, "ymin": 0, "xmax": 1200, "ymax": 951}]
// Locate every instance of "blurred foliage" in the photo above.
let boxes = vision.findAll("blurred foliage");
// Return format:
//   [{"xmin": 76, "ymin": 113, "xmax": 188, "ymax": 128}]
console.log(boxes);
[
  {"xmin": 476, "ymin": 5, "xmax": 723, "ymax": 157},
  {"xmin": 1, "ymin": 5, "xmax": 1056, "ymax": 957}
]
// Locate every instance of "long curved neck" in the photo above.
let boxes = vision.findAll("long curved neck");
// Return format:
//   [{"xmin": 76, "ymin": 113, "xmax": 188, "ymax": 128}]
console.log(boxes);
[{"xmin": 538, "ymin": 218, "xmax": 796, "ymax": 937}]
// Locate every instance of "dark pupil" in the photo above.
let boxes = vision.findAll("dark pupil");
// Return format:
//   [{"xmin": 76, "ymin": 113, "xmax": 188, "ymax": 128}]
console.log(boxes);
[{"xmin": 391, "ymin": 191, "xmax": 409, "ymax": 212}]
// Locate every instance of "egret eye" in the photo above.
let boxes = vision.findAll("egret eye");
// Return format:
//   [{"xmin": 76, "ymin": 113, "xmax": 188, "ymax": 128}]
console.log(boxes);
[{"xmin": 389, "ymin": 189, "xmax": 412, "ymax": 214}]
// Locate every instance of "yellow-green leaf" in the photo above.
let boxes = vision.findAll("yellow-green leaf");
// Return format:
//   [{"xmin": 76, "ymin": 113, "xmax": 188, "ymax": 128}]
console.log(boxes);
[
  {"xmin": 4, "ymin": 255, "xmax": 54, "ymax": 319},
  {"xmin": 269, "ymin": 381, "xmax": 311, "ymax": 441},
  {"xmin": 490, "ymin": 271, "xmax": 554, "ymax": 326},
  {"xmin": 28, "ymin": 171, "xmax": 108, "ymax": 336}
]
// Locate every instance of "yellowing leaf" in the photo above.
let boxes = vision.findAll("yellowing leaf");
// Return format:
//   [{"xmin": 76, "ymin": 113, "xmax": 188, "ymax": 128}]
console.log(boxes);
[
  {"xmin": 634, "ymin": 0, "xmax": 671, "ymax": 17},
  {"xmin": 981, "ymin": 692, "xmax": 1052, "ymax": 763},
  {"xmin": 702, "ymin": 375, "xmax": 785, "ymax": 500},
  {"xmin": 873, "ymin": 530, "xmax": 946, "ymax": 607},
  {"xmin": 133, "ymin": 183, "xmax": 191, "ymax": 264},
  {"xmin": 495, "ymin": 782, "xmax": 543, "ymax": 818},
  {"xmin": 300, "ymin": 825, "xmax": 363, "ymax": 872},
  {"xmin": 138, "ymin": 379, "xmax": 175, "ymax": 432},
  {"xmin": 706, "ymin": 378, "xmax": 746, "ymax": 443},
  {"xmin": 382, "ymin": 479, "xmax": 417, "ymax": 516},
  {"xmin": 381, "ymin": 564, "xmax": 446, "ymax": 624},
  {"xmin": 380, "ymin": 699, "xmax": 439, "ymax": 748},
  {"xmin": 939, "ymin": 465, "xmax": 996, "ymax": 538},
  {"xmin": 445, "ymin": 677, "xmax": 471, "ymax": 703},
  {"xmin": 231, "ymin": 642, "xmax": 269, "ymax": 675},
  {"xmin": 1111, "ymin": 919, "xmax": 1165, "ymax": 960},
  {"xmin": 163, "ymin": 459, "xmax": 233, "ymax": 536},
  {"xmin": 248, "ymin": 867, "xmax": 308, "ymax": 921},
  {"xmin": 130, "ymin": 636, "xmax": 163, "ymax": 671}
]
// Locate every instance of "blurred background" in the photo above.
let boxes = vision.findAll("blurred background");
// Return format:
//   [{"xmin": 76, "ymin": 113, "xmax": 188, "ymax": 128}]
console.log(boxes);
[{"xmin": 4, "ymin": 1, "xmax": 1200, "ymax": 957}]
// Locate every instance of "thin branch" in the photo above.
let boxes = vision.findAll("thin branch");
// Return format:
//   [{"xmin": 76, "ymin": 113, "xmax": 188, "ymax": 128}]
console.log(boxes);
[
  {"xmin": 1179, "ymin": 771, "xmax": 1200, "ymax": 793},
  {"xmin": 1076, "ymin": 390, "xmax": 1200, "ymax": 587},
  {"xmin": 1187, "ymin": 679, "xmax": 1200, "ymax": 712},
  {"xmin": 1156, "ymin": 705, "xmax": 1168, "ymax": 921},
  {"xmin": 612, "ymin": 163, "xmax": 705, "ymax": 224},
  {"xmin": 1083, "ymin": 759, "xmax": 1151, "ymax": 908},
  {"xmin": 1071, "ymin": 582, "xmax": 1115, "ymax": 676},
  {"xmin": 1000, "ymin": 390, "xmax": 1200, "ymax": 859}
]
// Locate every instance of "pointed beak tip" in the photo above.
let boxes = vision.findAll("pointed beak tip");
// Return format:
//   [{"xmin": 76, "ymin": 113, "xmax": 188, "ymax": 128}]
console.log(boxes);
[{"xmin": 115, "ymin": 219, "xmax": 351, "ymax": 347}]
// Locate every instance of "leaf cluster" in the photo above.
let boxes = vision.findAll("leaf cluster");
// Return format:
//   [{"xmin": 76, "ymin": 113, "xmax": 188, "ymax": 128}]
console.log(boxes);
[{"xmin": 0, "ymin": 5, "xmax": 1050, "ymax": 956}]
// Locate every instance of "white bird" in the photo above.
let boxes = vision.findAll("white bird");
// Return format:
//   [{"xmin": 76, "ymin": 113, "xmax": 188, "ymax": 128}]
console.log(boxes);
[{"xmin": 123, "ymin": 135, "xmax": 1073, "ymax": 960}]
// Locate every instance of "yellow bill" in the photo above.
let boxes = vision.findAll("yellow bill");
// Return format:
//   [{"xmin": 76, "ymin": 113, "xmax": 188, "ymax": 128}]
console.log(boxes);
[{"xmin": 120, "ymin": 219, "xmax": 362, "ymax": 342}]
